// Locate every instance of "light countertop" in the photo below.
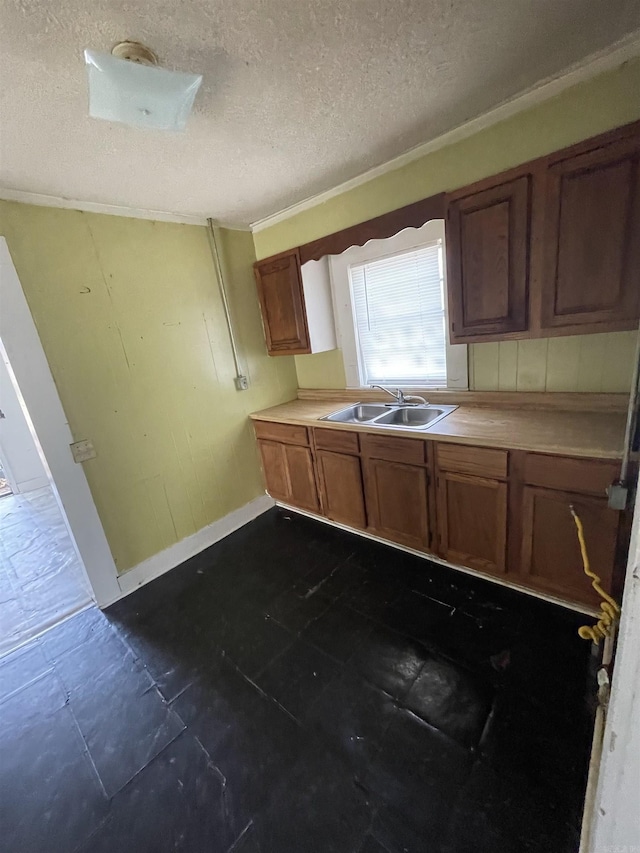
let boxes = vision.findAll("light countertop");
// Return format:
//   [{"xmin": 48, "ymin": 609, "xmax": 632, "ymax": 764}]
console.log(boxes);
[{"xmin": 250, "ymin": 398, "xmax": 626, "ymax": 460}]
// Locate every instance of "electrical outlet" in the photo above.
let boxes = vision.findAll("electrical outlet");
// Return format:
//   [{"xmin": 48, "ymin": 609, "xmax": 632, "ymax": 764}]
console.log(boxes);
[
  {"xmin": 70, "ymin": 439, "xmax": 97, "ymax": 463},
  {"xmin": 607, "ymin": 482, "xmax": 628, "ymax": 510},
  {"xmin": 234, "ymin": 375, "xmax": 249, "ymax": 391}
]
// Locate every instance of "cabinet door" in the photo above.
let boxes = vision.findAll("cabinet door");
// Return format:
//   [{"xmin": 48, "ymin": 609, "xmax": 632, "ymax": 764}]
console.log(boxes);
[
  {"xmin": 446, "ymin": 175, "xmax": 531, "ymax": 340},
  {"xmin": 282, "ymin": 444, "xmax": 319, "ymax": 512},
  {"xmin": 316, "ymin": 450, "xmax": 366, "ymax": 529},
  {"xmin": 364, "ymin": 458, "xmax": 431, "ymax": 551},
  {"xmin": 541, "ymin": 137, "xmax": 640, "ymax": 332},
  {"xmin": 254, "ymin": 250, "xmax": 311, "ymax": 355},
  {"xmin": 437, "ymin": 471, "xmax": 507, "ymax": 575},
  {"xmin": 257, "ymin": 439, "xmax": 290, "ymax": 502},
  {"xmin": 520, "ymin": 486, "xmax": 619, "ymax": 607}
]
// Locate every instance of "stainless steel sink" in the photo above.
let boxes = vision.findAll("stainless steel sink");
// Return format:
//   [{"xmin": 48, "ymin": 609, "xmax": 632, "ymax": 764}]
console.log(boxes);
[
  {"xmin": 322, "ymin": 403, "xmax": 389, "ymax": 424},
  {"xmin": 320, "ymin": 402, "xmax": 457, "ymax": 430},
  {"xmin": 374, "ymin": 407, "xmax": 447, "ymax": 427}
]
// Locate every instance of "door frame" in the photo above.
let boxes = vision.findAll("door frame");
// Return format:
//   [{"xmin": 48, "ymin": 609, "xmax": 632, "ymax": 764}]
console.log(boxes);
[
  {"xmin": 0, "ymin": 238, "xmax": 120, "ymax": 606},
  {"xmin": 586, "ymin": 490, "xmax": 640, "ymax": 849}
]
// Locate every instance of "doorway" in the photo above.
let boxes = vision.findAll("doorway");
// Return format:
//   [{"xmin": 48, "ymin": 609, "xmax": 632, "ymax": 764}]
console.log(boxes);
[
  {"xmin": 0, "ymin": 345, "xmax": 93, "ymax": 655},
  {"xmin": 0, "ymin": 237, "xmax": 120, "ymax": 652}
]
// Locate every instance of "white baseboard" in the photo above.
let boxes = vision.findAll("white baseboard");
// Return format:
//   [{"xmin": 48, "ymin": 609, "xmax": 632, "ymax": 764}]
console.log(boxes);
[
  {"xmin": 15, "ymin": 475, "xmax": 50, "ymax": 493},
  {"xmin": 106, "ymin": 494, "xmax": 275, "ymax": 605}
]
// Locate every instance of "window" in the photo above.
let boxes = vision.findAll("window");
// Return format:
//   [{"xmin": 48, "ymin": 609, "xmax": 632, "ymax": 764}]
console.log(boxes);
[
  {"xmin": 350, "ymin": 242, "xmax": 445, "ymax": 386},
  {"xmin": 329, "ymin": 220, "xmax": 467, "ymax": 389}
]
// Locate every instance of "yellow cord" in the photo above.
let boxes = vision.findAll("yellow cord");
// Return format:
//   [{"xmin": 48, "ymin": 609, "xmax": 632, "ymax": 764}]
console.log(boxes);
[{"xmin": 570, "ymin": 505, "xmax": 621, "ymax": 644}]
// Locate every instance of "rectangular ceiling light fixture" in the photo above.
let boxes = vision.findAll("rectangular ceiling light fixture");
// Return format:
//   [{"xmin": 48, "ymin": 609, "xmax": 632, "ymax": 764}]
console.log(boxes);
[{"xmin": 84, "ymin": 47, "xmax": 202, "ymax": 132}]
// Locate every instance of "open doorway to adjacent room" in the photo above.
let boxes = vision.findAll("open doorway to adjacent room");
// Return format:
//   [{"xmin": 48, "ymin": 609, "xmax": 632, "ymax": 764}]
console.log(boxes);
[{"xmin": 0, "ymin": 348, "xmax": 93, "ymax": 656}]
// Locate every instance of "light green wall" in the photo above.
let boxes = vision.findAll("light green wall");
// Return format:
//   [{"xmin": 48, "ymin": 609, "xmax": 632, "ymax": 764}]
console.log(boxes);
[
  {"xmin": 254, "ymin": 58, "xmax": 640, "ymax": 393},
  {"xmin": 0, "ymin": 201, "xmax": 297, "ymax": 573},
  {"xmin": 469, "ymin": 333, "xmax": 637, "ymax": 393},
  {"xmin": 294, "ymin": 333, "xmax": 638, "ymax": 392}
]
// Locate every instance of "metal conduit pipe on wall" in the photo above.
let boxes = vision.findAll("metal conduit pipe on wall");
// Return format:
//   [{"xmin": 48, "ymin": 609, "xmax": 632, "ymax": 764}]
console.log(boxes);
[{"xmin": 206, "ymin": 218, "xmax": 249, "ymax": 391}]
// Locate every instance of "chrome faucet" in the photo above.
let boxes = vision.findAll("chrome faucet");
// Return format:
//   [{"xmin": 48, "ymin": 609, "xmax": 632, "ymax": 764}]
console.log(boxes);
[{"xmin": 370, "ymin": 385, "xmax": 428, "ymax": 406}]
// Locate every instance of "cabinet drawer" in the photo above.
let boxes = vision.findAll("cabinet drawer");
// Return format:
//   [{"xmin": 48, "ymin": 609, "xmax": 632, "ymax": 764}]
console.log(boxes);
[
  {"xmin": 523, "ymin": 454, "xmax": 618, "ymax": 497},
  {"xmin": 314, "ymin": 428, "xmax": 360, "ymax": 455},
  {"xmin": 437, "ymin": 443, "xmax": 508, "ymax": 479},
  {"xmin": 361, "ymin": 433, "xmax": 426, "ymax": 465},
  {"xmin": 253, "ymin": 420, "xmax": 309, "ymax": 446}
]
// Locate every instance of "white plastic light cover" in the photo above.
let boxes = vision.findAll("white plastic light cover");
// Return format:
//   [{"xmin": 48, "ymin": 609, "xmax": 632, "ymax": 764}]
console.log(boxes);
[{"xmin": 84, "ymin": 50, "xmax": 202, "ymax": 132}]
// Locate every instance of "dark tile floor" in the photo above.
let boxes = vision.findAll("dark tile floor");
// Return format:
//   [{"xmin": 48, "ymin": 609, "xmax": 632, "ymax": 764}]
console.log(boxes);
[{"xmin": 0, "ymin": 508, "xmax": 596, "ymax": 852}]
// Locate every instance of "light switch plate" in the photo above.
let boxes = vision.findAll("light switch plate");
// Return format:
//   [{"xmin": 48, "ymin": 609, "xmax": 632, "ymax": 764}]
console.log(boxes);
[{"xmin": 70, "ymin": 439, "xmax": 97, "ymax": 463}]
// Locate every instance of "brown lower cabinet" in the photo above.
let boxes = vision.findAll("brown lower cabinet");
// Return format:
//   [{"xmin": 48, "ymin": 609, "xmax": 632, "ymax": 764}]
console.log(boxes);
[
  {"xmin": 316, "ymin": 450, "xmax": 367, "ymax": 529},
  {"xmin": 257, "ymin": 439, "xmax": 319, "ymax": 513},
  {"xmin": 437, "ymin": 471, "xmax": 507, "ymax": 575},
  {"xmin": 435, "ymin": 443, "xmax": 509, "ymax": 576},
  {"xmin": 253, "ymin": 420, "xmax": 626, "ymax": 609},
  {"xmin": 519, "ymin": 487, "xmax": 618, "ymax": 608},
  {"xmin": 364, "ymin": 457, "xmax": 431, "ymax": 551}
]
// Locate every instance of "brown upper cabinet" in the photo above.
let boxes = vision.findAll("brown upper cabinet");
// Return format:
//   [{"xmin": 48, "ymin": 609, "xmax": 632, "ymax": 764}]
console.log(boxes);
[
  {"xmin": 540, "ymin": 133, "xmax": 640, "ymax": 334},
  {"xmin": 254, "ymin": 252, "xmax": 336, "ymax": 356},
  {"xmin": 254, "ymin": 249, "xmax": 311, "ymax": 355},
  {"xmin": 446, "ymin": 121, "xmax": 640, "ymax": 343},
  {"xmin": 446, "ymin": 174, "xmax": 531, "ymax": 339},
  {"xmin": 254, "ymin": 121, "xmax": 640, "ymax": 351}
]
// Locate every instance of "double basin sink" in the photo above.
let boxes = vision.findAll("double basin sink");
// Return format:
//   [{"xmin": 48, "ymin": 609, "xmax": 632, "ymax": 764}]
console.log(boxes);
[{"xmin": 320, "ymin": 402, "xmax": 457, "ymax": 431}]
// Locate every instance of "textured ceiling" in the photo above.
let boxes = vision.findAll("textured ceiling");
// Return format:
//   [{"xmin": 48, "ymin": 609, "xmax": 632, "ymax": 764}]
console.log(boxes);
[{"xmin": 1, "ymin": 0, "xmax": 639, "ymax": 224}]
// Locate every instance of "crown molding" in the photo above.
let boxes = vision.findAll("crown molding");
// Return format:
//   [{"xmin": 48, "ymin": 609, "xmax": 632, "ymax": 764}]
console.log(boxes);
[
  {"xmin": 250, "ymin": 31, "xmax": 640, "ymax": 233},
  {"xmin": 0, "ymin": 188, "xmax": 252, "ymax": 231}
]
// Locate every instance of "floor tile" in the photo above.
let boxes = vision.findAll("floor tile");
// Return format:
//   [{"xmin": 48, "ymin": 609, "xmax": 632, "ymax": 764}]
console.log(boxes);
[
  {"xmin": 265, "ymin": 583, "xmax": 332, "ymax": 633},
  {"xmin": 42, "ymin": 606, "xmax": 110, "ymax": 661},
  {"xmin": 215, "ymin": 606, "xmax": 293, "ymax": 678},
  {"xmin": 435, "ymin": 609, "xmax": 511, "ymax": 672},
  {"xmin": 76, "ymin": 732, "xmax": 235, "ymax": 853},
  {"xmin": 371, "ymin": 804, "xmax": 442, "ymax": 853},
  {"xmin": 47, "ymin": 620, "xmax": 135, "ymax": 695},
  {"xmin": 479, "ymin": 688, "xmax": 591, "ymax": 800},
  {"xmin": 228, "ymin": 822, "xmax": 263, "ymax": 851},
  {"xmin": 306, "ymin": 670, "xmax": 397, "ymax": 774},
  {"xmin": 382, "ymin": 588, "xmax": 455, "ymax": 646},
  {"xmin": 254, "ymin": 638, "xmax": 339, "ymax": 721},
  {"xmin": 170, "ymin": 656, "xmax": 266, "ymax": 756},
  {"xmin": 203, "ymin": 689, "xmax": 305, "ymax": 833},
  {"xmin": 109, "ymin": 592, "xmax": 227, "ymax": 701},
  {"xmin": 342, "ymin": 575, "xmax": 403, "ymax": 621},
  {"xmin": 67, "ymin": 648, "xmax": 185, "ymax": 796},
  {"xmin": 253, "ymin": 742, "xmax": 373, "ymax": 852},
  {"xmin": 404, "ymin": 655, "xmax": 494, "ymax": 747},
  {"xmin": 0, "ymin": 638, "xmax": 51, "ymax": 701},
  {"xmin": 301, "ymin": 553, "xmax": 367, "ymax": 600},
  {"xmin": 349, "ymin": 624, "xmax": 428, "ymax": 699},
  {"xmin": 0, "ymin": 695, "xmax": 108, "ymax": 853},
  {"xmin": 363, "ymin": 708, "xmax": 472, "ymax": 842},
  {"xmin": 302, "ymin": 601, "xmax": 374, "ymax": 662},
  {"xmin": 0, "ymin": 669, "xmax": 67, "ymax": 734},
  {"xmin": 359, "ymin": 835, "xmax": 390, "ymax": 853},
  {"xmin": 502, "ymin": 631, "xmax": 591, "ymax": 717},
  {"xmin": 0, "ymin": 487, "xmax": 91, "ymax": 654},
  {"xmin": 442, "ymin": 760, "xmax": 581, "ymax": 853}
]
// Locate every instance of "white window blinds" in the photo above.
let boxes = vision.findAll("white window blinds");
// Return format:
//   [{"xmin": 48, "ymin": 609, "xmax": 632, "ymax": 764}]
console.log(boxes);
[{"xmin": 348, "ymin": 240, "xmax": 446, "ymax": 386}]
